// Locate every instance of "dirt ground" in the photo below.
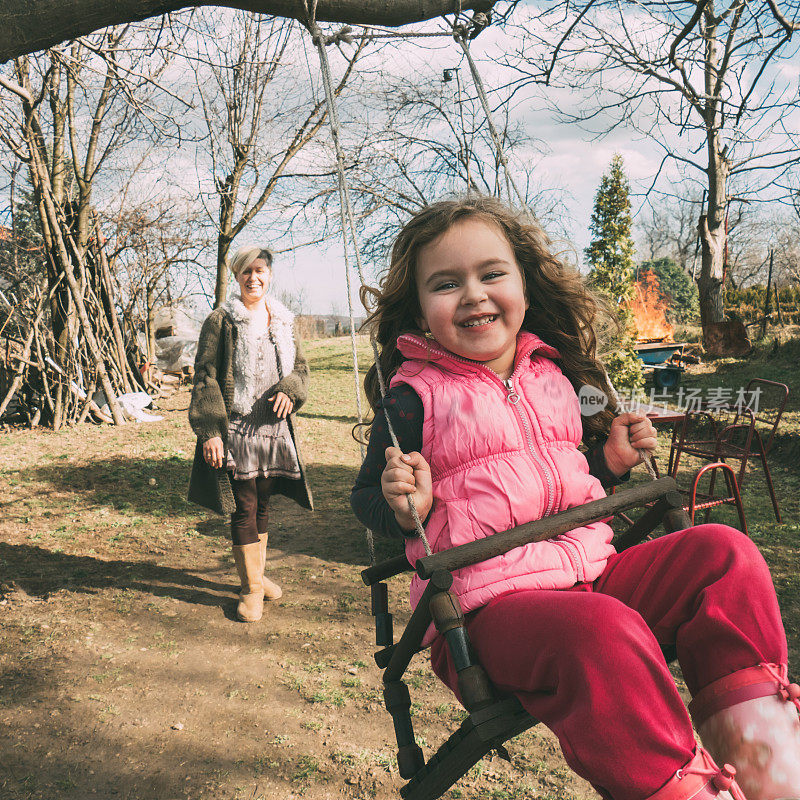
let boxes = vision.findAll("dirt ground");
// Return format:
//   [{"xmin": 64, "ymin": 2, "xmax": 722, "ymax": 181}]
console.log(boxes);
[
  {"xmin": 2, "ymin": 334, "xmax": 799, "ymax": 800},
  {"xmin": 0, "ymin": 374, "xmax": 594, "ymax": 800}
]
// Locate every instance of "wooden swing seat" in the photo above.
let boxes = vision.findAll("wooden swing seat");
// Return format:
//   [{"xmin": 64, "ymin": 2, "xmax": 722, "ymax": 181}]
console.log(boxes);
[{"xmin": 361, "ymin": 477, "xmax": 692, "ymax": 800}]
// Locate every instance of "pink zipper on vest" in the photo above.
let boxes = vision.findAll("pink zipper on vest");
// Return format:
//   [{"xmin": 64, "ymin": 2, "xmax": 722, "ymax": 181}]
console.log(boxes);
[
  {"xmin": 504, "ymin": 371, "xmax": 584, "ymax": 582},
  {"xmin": 502, "ymin": 376, "xmax": 555, "ymax": 519}
]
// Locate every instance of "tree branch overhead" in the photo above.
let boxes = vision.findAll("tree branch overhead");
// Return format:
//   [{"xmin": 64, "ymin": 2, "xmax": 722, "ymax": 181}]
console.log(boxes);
[{"xmin": 0, "ymin": 0, "xmax": 495, "ymax": 62}]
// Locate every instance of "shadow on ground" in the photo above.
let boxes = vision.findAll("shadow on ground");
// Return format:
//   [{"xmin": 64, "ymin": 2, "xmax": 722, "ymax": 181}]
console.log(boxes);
[
  {"xmin": 297, "ymin": 410, "xmax": 359, "ymax": 423},
  {"xmin": 0, "ymin": 652, "xmax": 379, "ymax": 800},
  {"xmin": 0, "ymin": 542, "xmax": 234, "ymax": 606},
  {"xmin": 11, "ymin": 457, "xmax": 400, "ymax": 568}
]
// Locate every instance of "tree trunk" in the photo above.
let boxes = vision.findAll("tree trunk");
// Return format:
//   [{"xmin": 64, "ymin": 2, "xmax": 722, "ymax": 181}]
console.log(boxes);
[
  {"xmin": 761, "ymin": 249, "xmax": 773, "ymax": 338},
  {"xmin": 698, "ymin": 14, "xmax": 727, "ymax": 336},
  {"xmin": 0, "ymin": 279, "xmax": 49, "ymax": 419},
  {"xmin": 0, "ymin": 1, "xmax": 493, "ymax": 62},
  {"xmin": 27, "ymin": 142, "xmax": 127, "ymax": 425},
  {"xmin": 146, "ymin": 283, "xmax": 157, "ymax": 363},
  {"xmin": 215, "ymin": 237, "xmax": 233, "ymax": 308},
  {"xmin": 96, "ymin": 221, "xmax": 134, "ymax": 392},
  {"xmin": 697, "ymin": 210, "xmax": 726, "ymax": 328}
]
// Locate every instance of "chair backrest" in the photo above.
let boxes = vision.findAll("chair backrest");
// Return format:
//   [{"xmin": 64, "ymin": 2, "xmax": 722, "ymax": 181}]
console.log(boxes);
[
  {"xmin": 738, "ymin": 378, "xmax": 789, "ymax": 454},
  {"xmin": 677, "ymin": 407, "xmax": 750, "ymax": 450},
  {"xmin": 680, "ymin": 409, "xmax": 723, "ymax": 442}
]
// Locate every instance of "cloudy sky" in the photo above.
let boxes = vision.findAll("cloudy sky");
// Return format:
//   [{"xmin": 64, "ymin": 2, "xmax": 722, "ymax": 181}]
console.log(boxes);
[
  {"xmin": 269, "ymin": 129, "xmax": 664, "ymax": 316},
  {"xmin": 261, "ymin": 20, "xmax": 675, "ymax": 316},
  {"xmin": 5, "ymin": 8, "xmax": 793, "ymax": 319}
]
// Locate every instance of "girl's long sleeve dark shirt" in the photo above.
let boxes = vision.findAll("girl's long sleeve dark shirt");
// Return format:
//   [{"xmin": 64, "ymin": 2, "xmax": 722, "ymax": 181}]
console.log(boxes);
[{"xmin": 350, "ymin": 384, "xmax": 628, "ymax": 539}]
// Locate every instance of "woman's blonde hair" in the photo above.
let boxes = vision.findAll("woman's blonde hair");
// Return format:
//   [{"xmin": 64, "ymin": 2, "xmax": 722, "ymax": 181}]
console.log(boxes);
[
  {"xmin": 360, "ymin": 195, "xmax": 619, "ymax": 445},
  {"xmin": 229, "ymin": 246, "xmax": 274, "ymax": 278}
]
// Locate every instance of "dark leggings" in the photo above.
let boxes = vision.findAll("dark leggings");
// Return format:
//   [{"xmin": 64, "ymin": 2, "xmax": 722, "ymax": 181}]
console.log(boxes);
[{"xmin": 228, "ymin": 475, "xmax": 274, "ymax": 545}]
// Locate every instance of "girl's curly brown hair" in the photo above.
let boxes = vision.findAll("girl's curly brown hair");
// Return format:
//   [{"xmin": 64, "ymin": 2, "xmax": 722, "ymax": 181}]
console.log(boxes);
[{"xmin": 360, "ymin": 195, "xmax": 619, "ymax": 446}]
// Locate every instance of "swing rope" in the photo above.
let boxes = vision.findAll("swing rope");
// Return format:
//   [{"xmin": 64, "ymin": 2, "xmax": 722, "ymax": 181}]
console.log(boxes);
[
  {"xmin": 306, "ymin": 12, "xmax": 434, "ymax": 559},
  {"xmin": 452, "ymin": 27, "xmax": 534, "ymax": 217}
]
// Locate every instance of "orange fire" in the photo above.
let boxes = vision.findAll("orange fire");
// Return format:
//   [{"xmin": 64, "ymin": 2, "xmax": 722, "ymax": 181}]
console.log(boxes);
[{"xmin": 630, "ymin": 270, "xmax": 674, "ymax": 342}]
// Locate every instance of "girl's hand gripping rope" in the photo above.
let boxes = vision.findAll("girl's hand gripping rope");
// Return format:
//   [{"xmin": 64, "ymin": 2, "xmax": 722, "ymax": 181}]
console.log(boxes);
[
  {"xmin": 604, "ymin": 412, "xmax": 658, "ymax": 478},
  {"xmin": 382, "ymin": 446, "xmax": 433, "ymax": 533}
]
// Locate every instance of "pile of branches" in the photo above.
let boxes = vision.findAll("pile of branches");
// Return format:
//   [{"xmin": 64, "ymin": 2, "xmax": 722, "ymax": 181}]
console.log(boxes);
[{"xmin": 0, "ymin": 211, "xmax": 152, "ymax": 429}]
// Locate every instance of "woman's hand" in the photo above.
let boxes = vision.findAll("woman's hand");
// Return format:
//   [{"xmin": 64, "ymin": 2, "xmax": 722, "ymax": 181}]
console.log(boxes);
[
  {"xmin": 604, "ymin": 412, "xmax": 658, "ymax": 477},
  {"xmin": 202, "ymin": 436, "xmax": 225, "ymax": 469},
  {"xmin": 382, "ymin": 446, "xmax": 433, "ymax": 532},
  {"xmin": 268, "ymin": 391, "xmax": 294, "ymax": 419}
]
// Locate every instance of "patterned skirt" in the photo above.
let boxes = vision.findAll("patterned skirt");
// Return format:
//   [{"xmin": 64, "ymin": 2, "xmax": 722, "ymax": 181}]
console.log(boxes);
[{"xmin": 225, "ymin": 411, "xmax": 302, "ymax": 481}]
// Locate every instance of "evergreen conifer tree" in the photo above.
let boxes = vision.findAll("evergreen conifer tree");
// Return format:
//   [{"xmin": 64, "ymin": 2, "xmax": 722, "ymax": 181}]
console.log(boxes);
[{"xmin": 586, "ymin": 154, "xmax": 644, "ymax": 396}]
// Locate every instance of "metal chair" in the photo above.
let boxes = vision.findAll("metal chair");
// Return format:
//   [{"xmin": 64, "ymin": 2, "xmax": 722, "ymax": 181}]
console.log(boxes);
[
  {"xmin": 667, "ymin": 379, "xmax": 789, "ymax": 522},
  {"xmin": 361, "ymin": 478, "xmax": 691, "ymax": 800},
  {"xmin": 612, "ymin": 461, "xmax": 748, "ymax": 535},
  {"xmin": 684, "ymin": 462, "xmax": 749, "ymax": 535}
]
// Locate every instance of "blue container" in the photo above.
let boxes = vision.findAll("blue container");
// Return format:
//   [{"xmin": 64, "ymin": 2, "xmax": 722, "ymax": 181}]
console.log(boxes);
[{"xmin": 634, "ymin": 343, "xmax": 686, "ymax": 389}]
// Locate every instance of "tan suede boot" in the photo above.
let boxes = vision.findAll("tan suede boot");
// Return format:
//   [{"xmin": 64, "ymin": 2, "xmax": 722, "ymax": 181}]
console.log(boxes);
[
  {"xmin": 258, "ymin": 532, "xmax": 282, "ymax": 601},
  {"xmin": 232, "ymin": 543, "xmax": 264, "ymax": 622}
]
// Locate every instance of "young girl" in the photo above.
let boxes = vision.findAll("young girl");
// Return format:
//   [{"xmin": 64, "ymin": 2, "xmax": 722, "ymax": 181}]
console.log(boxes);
[{"xmin": 350, "ymin": 197, "xmax": 800, "ymax": 800}]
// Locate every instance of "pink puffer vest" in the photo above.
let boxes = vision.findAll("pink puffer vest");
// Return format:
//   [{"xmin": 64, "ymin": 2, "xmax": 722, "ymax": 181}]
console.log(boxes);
[{"xmin": 391, "ymin": 332, "xmax": 615, "ymax": 625}]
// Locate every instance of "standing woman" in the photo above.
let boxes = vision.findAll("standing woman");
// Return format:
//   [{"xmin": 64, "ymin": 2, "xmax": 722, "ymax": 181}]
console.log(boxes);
[{"xmin": 188, "ymin": 246, "xmax": 313, "ymax": 622}]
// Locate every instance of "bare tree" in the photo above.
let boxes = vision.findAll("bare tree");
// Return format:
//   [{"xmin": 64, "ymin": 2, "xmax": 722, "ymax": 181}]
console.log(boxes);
[
  {"xmin": 724, "ymin": 206, "xmax": 800, "ymax": 289},
  {"xmin": 774, "ymin": 217, "xmax": 800, "ymax": 286},
  {"xmin": 783, "ymin": 193, "xmax": 800, "ymax": 284},
  {"xmin": 186, "ymin": 11, "xmax": 367, "ymax": 305},
  {"xmin": 0, "ymin": 23, "xmax": 184, "ymax": 426},
  {"xmin": 0, "ymin": 159, "xmax": 45, "ymax": 296},
  {"xmin": 637, "ymin": 187, "xmax": 703, "ymax": 276},
  {"xmin": 277, "ymin": 285, "xmax": 308, "ymax": 316},
  {"xmin": 103, "ymin": 198, "xmax": 207, "ymax": 362},
  {"xmin": 508, "ymin": 0, "xmax": 800, "ymax": 343},
  {"xmin": 299, "ymin": 58, "xmax": 566, "ymax": 277}
]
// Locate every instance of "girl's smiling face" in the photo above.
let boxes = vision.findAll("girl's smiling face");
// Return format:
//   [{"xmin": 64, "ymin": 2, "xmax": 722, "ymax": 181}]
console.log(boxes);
[
  {"xmin": 236, "ymin": 257, "xmax": 271, "ymax": 308},
  {"xmin": 415, "ymin": 217, "xmax": 528, "ymax": 379}
]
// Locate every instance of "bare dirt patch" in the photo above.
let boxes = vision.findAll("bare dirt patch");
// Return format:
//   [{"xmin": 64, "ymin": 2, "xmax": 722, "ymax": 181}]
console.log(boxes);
[
  {"xmin": 2, "ymin": 334, "xmax": 798, "ymax": 800},
  {"xmin": 0, "ymin": 355, "xmax": 593, "ymax": 800}
]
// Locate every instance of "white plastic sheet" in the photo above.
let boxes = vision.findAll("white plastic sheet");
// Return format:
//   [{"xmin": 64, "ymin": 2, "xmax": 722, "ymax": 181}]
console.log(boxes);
[
  {"xmin": 96, "ymin": 390, "xmax": 163, "ymax": 423},
  {"xmin": 117, "ymin": 391, "xmax": 163, "ymax": 422},
  {"xmin": 153, "ymin": 305, "xmax": 203, "ymax": 373}
]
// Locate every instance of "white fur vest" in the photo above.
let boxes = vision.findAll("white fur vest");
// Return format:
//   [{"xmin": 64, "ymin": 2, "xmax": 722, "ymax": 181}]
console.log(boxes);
[{"xmin": 221, "ymin": 294, "xmax": 296, "ymax": 415}]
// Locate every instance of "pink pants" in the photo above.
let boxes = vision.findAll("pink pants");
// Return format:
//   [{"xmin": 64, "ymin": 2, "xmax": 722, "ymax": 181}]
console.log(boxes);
[{"xmin": 430, "ymin": 525, "xmax": 787, "ymax": 800}]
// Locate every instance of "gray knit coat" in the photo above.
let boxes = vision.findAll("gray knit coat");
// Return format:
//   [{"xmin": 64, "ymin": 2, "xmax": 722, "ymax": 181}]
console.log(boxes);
[{"xmin": 187, "ymin": 301, "xmax": 313, "ymax": 515}]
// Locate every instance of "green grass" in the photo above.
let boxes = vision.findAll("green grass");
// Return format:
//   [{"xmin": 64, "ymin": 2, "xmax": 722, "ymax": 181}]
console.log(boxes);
[
  {"xmin": 292, "ymin": 755, "xmax": 321, "ymax": 782},
  {"xmin": 299, "ymin": 336, "xmax": 372, "ymax": 423}
]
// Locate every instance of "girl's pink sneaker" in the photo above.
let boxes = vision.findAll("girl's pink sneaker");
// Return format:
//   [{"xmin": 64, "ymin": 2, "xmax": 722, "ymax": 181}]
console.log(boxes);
[{"xmin": 648, "ymin": 747, "xmax": 747, "ymax": 800}]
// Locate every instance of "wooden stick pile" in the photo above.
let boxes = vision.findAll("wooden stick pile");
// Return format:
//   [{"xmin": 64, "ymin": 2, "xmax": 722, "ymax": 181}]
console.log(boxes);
[{"xmin": 0, "ymin": 213, "xmax": 152, "ymax": 430}]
